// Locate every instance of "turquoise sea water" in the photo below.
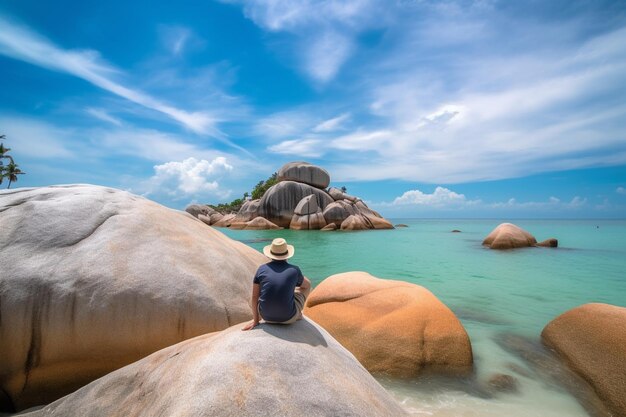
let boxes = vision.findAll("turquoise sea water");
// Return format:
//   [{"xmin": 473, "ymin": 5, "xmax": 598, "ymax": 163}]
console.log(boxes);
[{"xmin": 223, "ymin": 219, "xmax": 626, "ymax": 416}]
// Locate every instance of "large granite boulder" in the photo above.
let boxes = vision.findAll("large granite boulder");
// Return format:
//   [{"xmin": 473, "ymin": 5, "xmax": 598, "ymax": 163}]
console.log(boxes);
[
  {"xmin": 257, "ymin": 181, "xmax": 334, "ymax": 228},
  {"xmin": 323, "ymin": 200, "xmax": 358, "ymax": 227},
  {"xmin": 304, "ymin": 272, "xmax": 473, "ymax": 377},
  {"xmin": 231, "ymin": 217, "xmax": 281, "ymax": 230},
  {"xmin": 184, "ymin": 204, "xmax": 216, "ymax": 218},
  {"xmin": 340, "ymin": 214, "xmax": 370, "ymax": 230},
  {"xmin": 290, "ymin": 212, "xmax": 327, "ymax": 230},
  {"xmin": 211, "ymin": 213, "xmax": 236, "ymax": 227},
  {"xmin": 24, "ymin": 319, "xmax": 408, "ymax": 417},
  {"xmin": 277, "ymin": 161, "xmax": 330, "ymax": 189},
  {"xmin": 482, "ymin": 223, "xmax": 537, "ymax": 249},
  {"xmin": 542, "ymin": 303, "xmax": 626, "ymax": 417},
  {"xmin": 233, "ymin": 199, "xmax": 261, "ymax": 223},
  {"xmin": 0, "ymin": 185, "xmax": 266, "ymax": 412},
  {"xmin": 328, "ymin": 187, "xmax": 358, "ymax": 202}
]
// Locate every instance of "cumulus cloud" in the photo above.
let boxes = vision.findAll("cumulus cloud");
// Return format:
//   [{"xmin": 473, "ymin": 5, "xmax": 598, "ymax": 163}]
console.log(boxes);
[
  {"xmin": 392, "ymin": 187, "xmax": 478, "ymax": 207},
  {"xmin": 144, "ymin": 157, "xmax": 233, "ymax": 199}
]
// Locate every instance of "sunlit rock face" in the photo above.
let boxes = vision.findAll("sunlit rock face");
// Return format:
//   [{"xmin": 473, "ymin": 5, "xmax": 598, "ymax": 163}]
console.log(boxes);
[
  {"xmin": 25, "ymin": 319, "xmax": 409, "ymax": 417},
  {"xmin": 0, "ymin": 185, "xmax": 266, "ymax": 412},
  {"xmin": 277, "ymin": 161, "xmax": 330, "ymax": 189},
  {"xmin": 257, "ymin": 181, "xmax": 334, "ymax": 228},
  {"xmin": 304, "ymin": 272, "xmax": 474, "ymax": 377},
  {"xmin": 482, "ymin": 223, "xmax": 537, "ymax": 249},
  {"xmin": 542, "ymin": 303, "xmax": 626, "ymax": 417}
]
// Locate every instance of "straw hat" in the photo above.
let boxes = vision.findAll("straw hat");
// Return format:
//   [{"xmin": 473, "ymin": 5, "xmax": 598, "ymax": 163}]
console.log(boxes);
[{"xmin": 263, "ymin": 238, "xmax": 295, "ymax": 260}]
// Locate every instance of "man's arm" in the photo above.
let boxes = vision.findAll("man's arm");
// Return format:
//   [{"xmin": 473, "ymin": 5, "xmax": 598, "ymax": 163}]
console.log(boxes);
[
  {"xmin": 297, "ymin": 276, "xmax": 312, "ymax": 298},
  {"xmin": 242, "ymin": 283, "xmax": 260, "ymax": 331}
]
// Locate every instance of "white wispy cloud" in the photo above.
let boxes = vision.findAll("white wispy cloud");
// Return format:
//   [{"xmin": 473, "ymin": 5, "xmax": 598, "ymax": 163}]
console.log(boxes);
[
  {"xmin": 228, "ymin": 0, "xmax": 386, "ymax": 83},
  {"xmin": 0, "ymin": 16, "xmax": 223, "ymax": 138},
  {"xmin": 391, "ymin": 187, "xmax": 480, "ymax": 207},
  {"xmin": 142, "ymin": 157, "xmax": 233, "ymax": 199},
  {"xmin": 86, "ymin": 108, "xmax": 122, "ymax": 126},
  {"xmin": 267, "ymin": 138, "xmax": 324, "ymax": 157},
  {"xmin": 313, "ymin": 113, "xmax": 350, "ymax": 132},
  {"xmin": 617, "ymin": 187, "xmax": 626, "ymax": 195},
  {"xmin": 0, "ymin": 116, "xmax": 77, "ymax": 159}
]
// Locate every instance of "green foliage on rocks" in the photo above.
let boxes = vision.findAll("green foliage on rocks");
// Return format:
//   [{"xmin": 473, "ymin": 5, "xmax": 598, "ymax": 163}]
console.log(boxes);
[
  {"xmin": 208, "ymin": 173, "xmax": 278, "ymax": 214},
  {"xmin": 251, "ymin": 172, "xmax": 278, "ymax": 200}
]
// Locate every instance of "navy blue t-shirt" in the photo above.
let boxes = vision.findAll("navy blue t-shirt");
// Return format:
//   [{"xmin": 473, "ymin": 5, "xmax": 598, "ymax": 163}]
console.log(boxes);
[{"xmin": 253, "ymin": 260, "xmax": 304, "ymax": 322}]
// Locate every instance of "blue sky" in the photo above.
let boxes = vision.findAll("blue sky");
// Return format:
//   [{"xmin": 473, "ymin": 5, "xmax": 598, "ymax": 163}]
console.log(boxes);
[{"xmin": 1, "ymin": 0, "xmax": 625, "ymax": 218}]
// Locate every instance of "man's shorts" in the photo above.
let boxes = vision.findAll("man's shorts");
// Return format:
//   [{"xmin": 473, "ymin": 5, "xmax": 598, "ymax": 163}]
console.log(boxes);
[{"xmin": 261, "ymin": 291, "xmax": 306, "ymax": 325}]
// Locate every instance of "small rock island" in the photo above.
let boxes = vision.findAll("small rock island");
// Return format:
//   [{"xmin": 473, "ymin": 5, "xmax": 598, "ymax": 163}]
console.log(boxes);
[{"xmin": 187, "ymin": 161, "xmax": 394, "ymax": 231}]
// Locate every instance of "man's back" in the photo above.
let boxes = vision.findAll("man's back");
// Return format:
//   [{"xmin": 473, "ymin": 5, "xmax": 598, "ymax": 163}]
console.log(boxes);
[{"xmin": 254, "ymin": 260, "xmax": 304, "ymax": 322}]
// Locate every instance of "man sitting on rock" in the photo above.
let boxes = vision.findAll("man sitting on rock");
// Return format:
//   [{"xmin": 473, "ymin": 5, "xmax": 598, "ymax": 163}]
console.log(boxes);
[{"xmin": 243, "ymin": 238, "xmax": 311, "ymax": 330}]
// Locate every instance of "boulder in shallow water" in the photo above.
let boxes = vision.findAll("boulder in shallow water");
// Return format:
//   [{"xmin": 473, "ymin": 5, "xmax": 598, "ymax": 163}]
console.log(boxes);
[
  {"xmin": 242, "ymin": 216, "xmax": 281, "ymax": 230},
  {"xmin": 323, "ymin": 200, "xmax": 358, "ymax": 227},
  {"xmin": 26, "ymin": 319, "xmax": 408, "ymax": 417},
  {"xmin": 537, "ymin": 238, "xmax": 558, "ymax": 247},
  {"xmin": 290, "ymin": 212, "xmax": 327, "ymax": 230},
  {"xmin": 304, "ymin": 272, "xmax": 473, "ymax": 377},
  {"xmin": 234, "ymin": 199, "xmax": 261, "ymax": 223},
  {"xmin": 184, "ymin": 204, "xmax": 215, "ymax": 218},
  {"xmin": 0, "ymin": 185, "xmax": 266, "ymax": 411},
  {"xmin": 340, "ymin": 214, "xmax": 370, "ymax": 231},
  {"xmin": 542, "ymin": 303, "xmax": 626, "ymax": 417},
  {"xmin": 321, "ymin": 223, "xmax": 338, "ymax": 231},
  {"xmin": 277, "ymin": 161, "xmax": 330, "ymax": 189},
  {"xmin": 482, "ymin": 223, "xmax": 537, "ymax": 249},
  {"xmin": 257, "ymin": 181, "xmax": 333, "ymax": 228}
]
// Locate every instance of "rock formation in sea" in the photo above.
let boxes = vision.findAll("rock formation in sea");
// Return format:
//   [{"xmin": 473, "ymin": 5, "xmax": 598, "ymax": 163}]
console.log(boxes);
[
  {"xmin": 482, "ymin": 223, "xmax": 558, "ymax": 249},
  {"xmin": 303, "ymin": 272, "xmax": 473, "ymax": 377},
  {"xmin": 542, "ymin": 303, "xmax": 626, "ymax": 417},
  {"xmin": 186, "ymin": 161, "xmax": 394, "ymax": 231},
  {"xmin": 24, "ymin": 319, "xmax": 409, "ymax": 417},
  {"xmin": 0, "ymin": 185, "xmax": 267, "ymax": 411}
]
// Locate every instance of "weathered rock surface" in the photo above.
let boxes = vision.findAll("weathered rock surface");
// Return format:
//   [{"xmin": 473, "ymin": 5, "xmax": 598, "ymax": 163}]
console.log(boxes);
[
  {"xmin": 25, "ymin": 319, "xmax": 408, "ymax": 417},
  {"xmin": 323, "ymin": 200, "xmax": 358, "ymax": 227},
  {"xmin": 542, "ymin": 303, "xmax": 626, "ymax": 417},
  {"xmin": 328, "ymin": 187, "xmax": 358, "ymax": 202},
  {"xmin": 211, "ymin": 213, "xmax": 236, "ymax": 227},
  {"xmin": 290, "ymin": 212, "xmax": 327, "ymax": 230},
  {"xmin": 538, "ymin": 238, "xmax": 558, "ymax": 247},
  {"xmin": 482, "ymin": 223, "xmax": 538, "ymax": 249},
  {"xmin": 184, "ymin": 204, "xmax": 216, "ymax": 218},
  {"xmin": 304, "ymin": 272, "xmax": 473, "ymax": 377},
  {"xmin": 293, "ymin": 195, "xmax": 319, "ymax": 215},
  {"xmin": 257, "ymin": 181, "xmax": 334, "ymax": 228},
  {"xmin": 0, "ymin": 185, "xmax": 267, "ymax": 411},
  {"xmin": 277, "ymin": 161, "xmax": 330, "ymax": 189},
  {"xmin": 233, "ymin": 199, "xmax": 261, "ymax": 223},
  {"xmin": 340, "ymin": 214, "xmax": 370, "ymax": 230},
  {"xmin": 395, "ymin": 224, "xmax": 409, "ymax": 228},
  {"xmin": 486, "ymin": 373, "xmax": 519, "ymax": 393},
  {"xmin": 241, "ymin": 217, "xmax": 281, "ymax": 230},
  {"xmin": 321, "ymin": 223, "xmax": 338, "ymax": 231}
]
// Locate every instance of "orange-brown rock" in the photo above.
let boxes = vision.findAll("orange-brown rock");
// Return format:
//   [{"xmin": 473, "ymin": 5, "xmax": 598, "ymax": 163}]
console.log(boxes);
[
  {"xmin": 304, "ymin": 272, "xmax": 473, "ymax": 377},
  {"xmin": 537, "ymin": 238, "xmax": 558, "ymax": 247},
  {"xmin": 482, "ymin": 223, "xmax": 537, "ymax": 249},
  {"xmin": 542, "ymin": 303, "xmax": 626, "ymax": 417}
]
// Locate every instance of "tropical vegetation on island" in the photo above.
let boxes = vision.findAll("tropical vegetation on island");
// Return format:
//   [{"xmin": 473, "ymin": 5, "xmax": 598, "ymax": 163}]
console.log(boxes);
[
  {"xmin": 0, "ymin": 135, "xmax": 25, "ymax": 189},
  {"xmin": 208, "ymin": 172, "xmax": 279, "ymax": 213}
]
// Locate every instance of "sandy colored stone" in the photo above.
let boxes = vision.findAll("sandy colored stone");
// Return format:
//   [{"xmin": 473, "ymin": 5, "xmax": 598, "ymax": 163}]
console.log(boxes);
[
  {"xmin": 542, "ymin": 303, "xmax": 626, "ymax": 417},
  {"xmin": 293, "ymin": 195, "xmax": 319, "ymax": 216},
  {"xmin": 234, "ymin": 199, "xmax": 260, "ymax": 223},
  {"xmin": 184, "ymin": 204, "xmax": 215, "ymax": 218},
  {"xmin": 24, "ymin": 319, "xmax": 408, "ymax": 417},
  {"xmin": 277, "ymin": 161, "xmax": 330, "ymax": 189},
  {"xmin": 328, "ymin": 187, "xmax": 358, "ymax": 202},
  {"xmin": 242, "ymin": 217, "xmax": 281, "ymax": 230},
  {"xmin": 304, "ymin": 272, "xmax": 473, "ymax": 377},
  {"xmin": 0, "ymin": 185, "xmax": 267, "ymax": 411},
  {"xmin": 197, "ymin": 213, "xmax": 212, "ymax": 225},
  {"xmin": 211, "ymin": 213, "xmax": 236, "ymax": 227},
  {"xmin": 290, "ymin": 212, "xmax": 327, "ymax": 230},
  {"xmin": 321, "ymin": 223, "xmax": 338, "ymax": 231},
  {"xmin": 323, "ymin": 200, "xmax": 358, "ymax": 227},
  {"xmin": 340, "ymin": 214, "xmax": 371, "ymax": 230},
  {"xmin": 209, "ymin": 212, "xmax": 224, "ymax": 224},
  {"xmin": 537, "ymin": 238, "xmax": 558, "ymax": 247},
  {"xmin": 482, "ymin": 223, "xmax": 538, "ymax": 249},
  {"xmin": 257, "ymin": 181, "xmax": 333, "ymax": 228}
]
